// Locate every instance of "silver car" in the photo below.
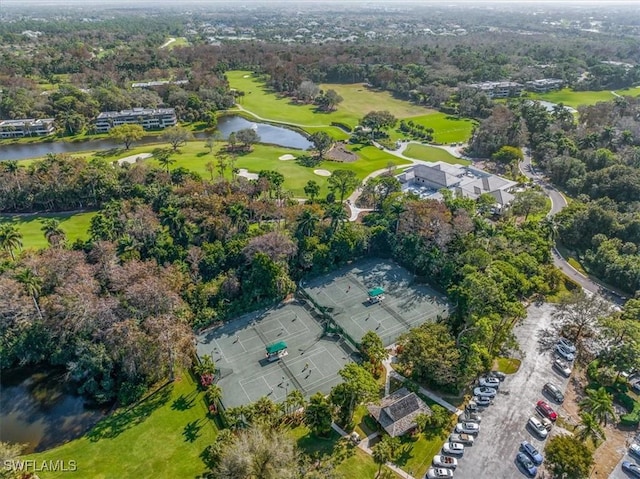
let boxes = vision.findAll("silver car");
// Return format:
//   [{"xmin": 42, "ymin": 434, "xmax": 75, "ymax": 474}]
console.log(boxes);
[{"xmin": 473, "ymin": 387, "xmax": 497, "ymax": 398}]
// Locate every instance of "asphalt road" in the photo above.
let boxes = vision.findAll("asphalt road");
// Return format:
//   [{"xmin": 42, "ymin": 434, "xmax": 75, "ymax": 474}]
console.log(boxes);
[
  {"xmin": 452, "ymin": 303, "xmax": 570, "ymax": 479},
  {"xmin": 609, "ymin": 436, "xmax": 640, "ymax": 479}
]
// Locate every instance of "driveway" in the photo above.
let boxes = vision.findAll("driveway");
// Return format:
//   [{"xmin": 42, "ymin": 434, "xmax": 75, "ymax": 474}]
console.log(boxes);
[{"xmin": 452, "ymin": 303, "xmax": 571, "ymax": 479}]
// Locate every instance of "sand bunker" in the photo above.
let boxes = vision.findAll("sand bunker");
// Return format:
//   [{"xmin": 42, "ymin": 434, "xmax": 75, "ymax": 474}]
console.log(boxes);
[
  {"xmin": 243, "ymin": 75, "xmax": 250, "ymax": 78},
  {"xmin": 237, "ymin": 168, "xmax": 259, "ymax": 180},
  {"xmin": 314, "ymin": 169, "xmax": 331, "ymax": 177},
  {"xmin": 278, "ymin": 154, "xmax": 296, "ymax": 161}
]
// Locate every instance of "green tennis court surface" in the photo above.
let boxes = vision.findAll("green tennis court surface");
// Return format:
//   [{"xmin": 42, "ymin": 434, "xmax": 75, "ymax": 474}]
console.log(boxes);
[
  {"xmin": 301, "ymin": 258, "xmax": 451, "ymax": 346},
  {"xmin": 197, "ymin": 301, "xmax": 356, "ymax": 409}
]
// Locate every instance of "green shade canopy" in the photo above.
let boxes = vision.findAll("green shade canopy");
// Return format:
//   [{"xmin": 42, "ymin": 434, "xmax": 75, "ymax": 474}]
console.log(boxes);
[
  {"xmin": 368, "ymin": 287, "xmax": 385, "ymax": 297},
  {"xmin": 266, "ymin": 341, "xmax": 287, "ymax": 354}
]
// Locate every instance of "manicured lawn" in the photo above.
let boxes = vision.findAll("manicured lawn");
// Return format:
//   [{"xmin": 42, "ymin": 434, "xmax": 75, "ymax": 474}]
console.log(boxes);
[
  {"xmin": 528, "ymin": 87, "xmax": 640, "ymax": 109},
  {"xmin": 495, "ymin": 357, "xmax": 521, "ymax": 374},
  {"xmin": 395, "ymin": 432, "xmax": 447, "ymax": 479},
  {"xmin": 391, "ymin": 113, "xmax": 477, "ymax": 144},
  {"xmin": 227, "ymin": 71, "xmax": 435, "ymax": 133},
  {"xmin": 0, "ymin": 211, "xmax": 97, "ymax": 250},
  {"xmin": 27, "ymin": 372, "xmax": 217, "ymax": 479},
  {"xmin": 402, "ymin": 143, "xmax": 471, "ymax": 165}
]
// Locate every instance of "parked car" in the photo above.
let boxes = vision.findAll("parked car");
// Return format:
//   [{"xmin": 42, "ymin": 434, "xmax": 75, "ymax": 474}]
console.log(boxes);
[
  {"xmin": 553, "ymin": 358, "xmax": 572, "ymax": 377},
  {"xmin": 479, "ymin": 376, "xmax": 500, "ymax": 388},
  {"xmin": 472, "ymin": 395, "xmax": 492, "ymax": 407},
  {"xmin": 557, "ymin": 338, "xmax": 576, "ymax": 353},
  {"xmin": 489, "ymin": 370, "xmax": 506, "ymax": 381},
  {"xmin": 536, "ymin": 400, "xmax": 558, "ymax": 421},
  {"xmin": 442, "ymin": 442, "xmax": 465, "ymax": 456},
  {"xmin": 449, "ymin": 433, "xmax": 474, "ymax": 445},
  {"xmin": 527, "ymin": 416, "xmax": 548, "ymax": 439},
  {"xmin": 622, "ymin": 461, "xmax": 640, "ymax": 478},
  {"xmin": 473, "ymin": 387, "xmax": 497, "ymax": 398},
  {"xmin": 455, "ymin": 422, "xmax": 480, "ymax": 435},
  {"xmin": 520, "ymin": 441, "xmax": 544, "ymax": 465},
  {"xmin": 543, "ymin": 382, "xmax": 565, "ymax": 403},
  {"xmin": 556, "ymin": 344, "xmax": 575, "ymax": 361},
  {"xmin": 516, "ymin": 451, "xmax": 538, "ymax": 477},
  {"xmin": 433, "ymin": 455, "xmax": 458, "ymax": 469},
  {"xmin": 630, "ymin": 443, "xmax": 640, "ymax": 458},
  {"xmin": 464, "ymin": 411, "xmax": 482, "ymax": 422},
  {"xmin": 632, "ymin": 379, "xmax": 640, "ymax": 394},
  {"xmin": 541, "ymin": 417, "xmax": 553, "ymax": 431},
  {"xmin": 427, "ymin": 467, "xmax": 454, "ymax": 479}
]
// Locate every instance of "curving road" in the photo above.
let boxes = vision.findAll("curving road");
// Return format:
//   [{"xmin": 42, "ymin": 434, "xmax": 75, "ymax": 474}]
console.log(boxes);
[{"xmin": 519, "ymin": 152, "xmax": 623, "ymax": 301}]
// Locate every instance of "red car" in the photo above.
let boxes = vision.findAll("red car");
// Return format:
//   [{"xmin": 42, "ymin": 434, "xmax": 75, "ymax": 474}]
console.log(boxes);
[{"xmin": 536, "ymin": 400, "xmax": 558, "ymax": 421}]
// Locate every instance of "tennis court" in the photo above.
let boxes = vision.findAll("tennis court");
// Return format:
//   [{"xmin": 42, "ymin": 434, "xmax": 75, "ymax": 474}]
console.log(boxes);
[
  {"xmin": 196, "ymin": 301, "xmax": 356, "ymax": 408},
  {"xmin": 301, "ymin": 258, "xmax": 451, "ymax": 346}
]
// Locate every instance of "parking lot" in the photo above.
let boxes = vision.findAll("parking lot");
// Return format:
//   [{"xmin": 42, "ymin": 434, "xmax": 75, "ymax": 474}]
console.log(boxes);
[
  {"xmin": 609, "ymin": 434, "xmax": 640, "ymax": 479},
  {"xmin": 452, "ymin": 303, "xmax": 571, "ymax": 479}
]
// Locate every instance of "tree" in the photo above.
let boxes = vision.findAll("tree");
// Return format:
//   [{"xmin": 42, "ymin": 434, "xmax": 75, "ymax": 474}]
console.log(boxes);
[
  {"xmin": 491, "ymin": 145, "xmax": 523, "ymax": 164},
  {"xmin": 310, "ymin": 132, "xmax": 333, "ymax": 160},
  {"xmin": 372, "ymin": 436, "xmax": 401, "ymax": 478},
  {"xmin": 361, "ymin": 111, "xmax": 397, "ymax": 139},
  {"xmin": 296, "ymin": 80, "xmax": 320, "ymax": 103},
  {"xmin": 329, "ymin": 363, "xmax": 378, "ymax": 427},
  {"xmin": 0, "ymin": 224, "xmax": 22, "ymax": 261},
  {"xmin": 235, "ymin": 128, "xmax": 260, "ymax": 151},
  {"xmin": 318, "ymin": 89, "xmax": 343, "ymax": 112},
  {"xmin": 545, "ymin": 434, "xmax": 594, "ymax": 479},
  {"xmin": 108, "ymin": 124, "xmax": 144, "ymax": 150},
  {"xmin": 296, "ymin": 208, "xmax": 321, "ymax": 238},
  {"xmin": 215, "ymin": 427, "xmax": 297, "ymax": 479},
  {"xmin": 205, "ymin": 384, "xmax": 223, "ymax": 412},
  {"xmin": 360, "ymin": 331, "xmax": 388, "ymax": 367},
  {"xmin": 304, "ymin": 180, "xmax": 321, "ymax": 201},
  {"xmin": 161, "ymin": 125, "xmax": 192, "ymax": 151},
  {"xmin": 304, "ymin": 392, "xmax": 334, "ymax": 437},
  {"xmin": 511, "ymin": 189, "xmax": 547, "ymax": 221},
  {"xmin": 153, "ymin": 147, "xmax": 175, "ymax": 173},
  {"xmin": 579, "ymin": 387, "xmax": 615, "ymax": 426},
  {"xmin": 41, "ymin": 218, "xmax": 66, "ymax": 248},
  {"xmin": 202, "ymin": 429, "xmax": 235, "ymax": 470},
  {"xmin": 576, "ymin": 412, "xmax": 605, "ymax": 443},
  {"xmin": 205, "ymin": 134, "xmax": 217, "ymax": 154},
  {"xmin": 328, "ymin": 169, "xmax": 360, "ymax": 202},
  {"xmin": 14, "ymin": 268, "xmax": 43, "ymax": 320},
  {"xmin": 283, "ymin": 389, "xmax": 306, "ymax": 416}
]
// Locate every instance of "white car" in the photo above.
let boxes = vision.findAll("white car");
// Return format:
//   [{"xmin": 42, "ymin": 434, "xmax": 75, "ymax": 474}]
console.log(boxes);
[
  {"xmin": 528, "ymin": 416, "xmax": 548, "ymax": 439},
  {"xmin": 557, "ymin": 338, "xmax": 576, "ymax": 353},
  {"xmin": 427, "ymin": 467, "xmax": 454, "ymax": 479},
  {"xmin": 442, "ymin": 442, "xmax": 465, "ymax": 456},
  {"xmin": 433, "ymin": 455, "xmax": 458, "ymax": 469},
  {"xmin": 553, "ymin": 358, "xmax": 572, "ymax": 377},
  {"xmin": 463, "ymin": 411, "xmax": 481, "ymax": 423},
  {"xmin": 630, "ymin": 443, "xmax": 640, "ymax": 458},
  {"xmin": 472, "ymin": 395, "xmax": 492, "ymax": 407},
  {"xmin": 556, "ymin": 344, "xmax": 575, "ymax": 361},
  {"xmin": 449, "ymin": 433, "xmax": 474, "ymax": 445},
  {"xmin": 479, "ymin": 376, "xmax": 500, "ymax": 388},
  {"xmin": 455, "ymin": 422, "xmax": 480, "ymax": 435},
  {"xmin": 473, "ymin": 387, "xmax": 497, "ymax": 398}
]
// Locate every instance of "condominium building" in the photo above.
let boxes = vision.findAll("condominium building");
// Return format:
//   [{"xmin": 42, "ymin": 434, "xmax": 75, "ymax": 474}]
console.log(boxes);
[
  {"xmin": 525, "ymin": 78, "xmax": 564, "ymax": 93},
  {"xmin": 94, "ymin": 108, "xmax": 177, "ymax": 133},
  {"xmin": 464, "ymin": 81, "xmax": 524, "ymax": 99},
  {"xmin": 0, "ymin": 118, "xmax": 55, "ymax": 138}
]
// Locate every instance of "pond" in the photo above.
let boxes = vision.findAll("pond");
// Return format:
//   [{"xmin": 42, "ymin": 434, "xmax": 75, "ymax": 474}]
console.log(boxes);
[
  {"xmin": 0, "ymin": 369, "xmax": 105, "ymax": 453},
  {"xmin": 0, "ymin": 116, "xmax": 311, "ymax": 161}
]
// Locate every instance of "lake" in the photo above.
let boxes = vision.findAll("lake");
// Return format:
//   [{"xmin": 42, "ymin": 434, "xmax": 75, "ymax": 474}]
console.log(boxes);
[
  {"xmin": 0, "ymin": 116, "xmax": 311, "ymax": 161},
  {"xmin": 0, "ymin": 369, "xmax": 105, "ymax": 453}
]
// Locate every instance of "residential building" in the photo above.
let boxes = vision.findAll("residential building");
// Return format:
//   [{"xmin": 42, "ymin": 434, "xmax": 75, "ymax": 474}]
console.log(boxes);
[
  {"xmin": 131, "ymin": 80, "xmax": 188, "ymax": 89},
  {"xmin": 0, "ymin": 118, "xmax": 55, "ymax": 138},
  {"xmin": 397, "ymin": 161, "xmax": 517, "ymax": 211},
  {"xmin": 464, "ymin": 81, "xmax": 524, "ymax": 99},
  {"xmin": 94, "ymin": 108, "xmax": 177, "ymax": 133},
  {"xmin": 525, "ymin": 78, "xmax": 564, "ymax": 93},
  {"xmin": 367, "ymin": 388, "xmax": 432, "ymax": 437}
]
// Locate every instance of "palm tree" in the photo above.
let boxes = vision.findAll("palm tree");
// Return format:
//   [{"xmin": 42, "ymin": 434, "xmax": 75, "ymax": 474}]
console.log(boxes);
[
  {"xmin": 324, "ymin": 204, "xmax": 349, "ymax": 233},
  {"xmin": 389, "ymin": 201, "xmax": 406, "ymax": 234},
  {"xmin": 577, "ymin": 411, "xmax": 606, "ymax": 443},
  {"xmin": 205, "ymin": 384, "xmax": 223, "ymax": 413},
  {"xmin": 283, "ymin": 389, "xmax": 306, "ymax": 416},
  {"xmin": 15, "ymin": 268, "xmax": 43, "ymax": 320},
  {"xmin": 41, "ymin": 218, "xmax": 66, "ymax": 248},
  {"xmin": 296, "ymin": 209, "xmax": 320, "ymax": 237},
  {"xmin": 153, "ymin": 148, "xmax": 175, "ymax": 173},
  {"xmin": 0, "ymin": 224, "xmax": 23, "ymax": 260},
  {"xmin": 579, "ymin": 387, "xmax": 616, "ymax": 426}
]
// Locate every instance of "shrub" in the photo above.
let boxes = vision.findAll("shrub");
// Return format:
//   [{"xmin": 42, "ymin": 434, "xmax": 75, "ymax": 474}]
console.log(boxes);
[{"xmin": 331, "ymin": 121, "xmax": 352, "ymax": 132}]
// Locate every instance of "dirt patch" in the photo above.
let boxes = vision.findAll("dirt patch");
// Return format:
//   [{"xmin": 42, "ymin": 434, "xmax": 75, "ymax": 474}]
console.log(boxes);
[{"xmin": 326, "ymin": 142, "xmax": 358, "ymax": 163}]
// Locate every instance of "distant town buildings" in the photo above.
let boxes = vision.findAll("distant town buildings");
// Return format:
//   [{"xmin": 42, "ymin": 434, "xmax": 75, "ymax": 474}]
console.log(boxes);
[
  {"xmin": 525, "ymin": 78, "xmax": 564, "ymax": 93},
  {"xmin": 94, "ymin": 108, "xmax": 177, "ymax": 133},
  {"xmin": 397, "ymin": 161, "xmax": 518, "ymax": 213},
  {"xmin": 131, "ymin": 80, "xmax": 188, "ymax": 89},
  {"xmin": 463, "ymin": 81, "xmax": 524, "ymax": 99},
  {"xmin": 0, "ymin": 118, "xmax": 55, "ymax": 138}
]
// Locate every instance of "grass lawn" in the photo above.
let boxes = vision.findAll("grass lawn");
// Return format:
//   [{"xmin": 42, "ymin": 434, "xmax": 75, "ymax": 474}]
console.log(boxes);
[
  {"xmin": 528, "ymin": 87, "xmax": 640, "ymax": 109},
  {"xmin": 166, "ymin": 37, "xmax": 189, "ymax": 50},
  {"xmin": 402, "ymin": 143, "xmax": 471, "ymax": 165},
  {"xmin": 27, "ymin": 372, "xmax": 217, "ymax": 479},
  {"xmin": 494, "ymin": 357, "xmax": 521, "ymax": 374},
  {"xmin": 395, "ymin": 432, "xmax": 447, "ymax": 479},
  {"xmin": 228, "ymin": 71, "xmax": 435, "ymax": 132},
  {"xmin": 0, "ymin": 211, "xmax": 97, "ymax": 250},
  {"xmin": 391, "ymin": 113, "xmax": 476, "ymax": 144}
]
